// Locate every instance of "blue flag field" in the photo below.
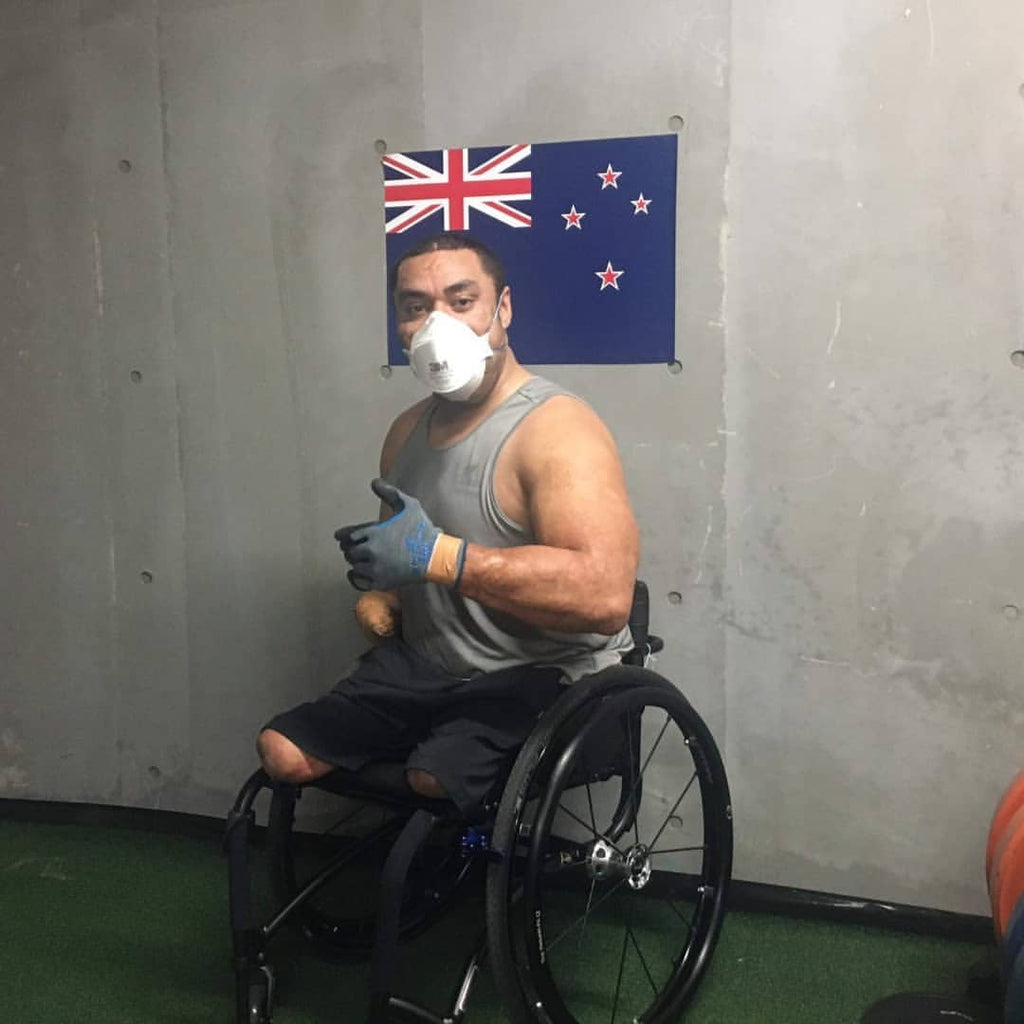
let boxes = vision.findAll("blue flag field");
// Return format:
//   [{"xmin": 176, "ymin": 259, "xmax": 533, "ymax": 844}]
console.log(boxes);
[{"xmin": 382, "ymin": 133, "xmax": 677, "ymax": 365}]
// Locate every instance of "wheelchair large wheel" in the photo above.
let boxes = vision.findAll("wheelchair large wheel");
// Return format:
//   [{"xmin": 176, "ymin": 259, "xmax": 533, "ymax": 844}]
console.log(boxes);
[
  {"xmin": 486, "ymin": 666, "xmax": 732, "ymax": 1023},
  {"xmin": 266, "ymin": 784, "xmax": 476, "ymax": 956}
]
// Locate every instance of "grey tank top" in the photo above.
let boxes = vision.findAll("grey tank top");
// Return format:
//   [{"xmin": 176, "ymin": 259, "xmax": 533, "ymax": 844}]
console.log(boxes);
[{"xmin": 388, "ymin": 376, "xmax": 633, "ymax": 681}]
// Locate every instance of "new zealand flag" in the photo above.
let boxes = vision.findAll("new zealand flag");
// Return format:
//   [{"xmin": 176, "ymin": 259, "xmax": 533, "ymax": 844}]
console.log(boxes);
[{"xmin": 382, "ymin": 133, "xmax": 677, "ymax": 365}]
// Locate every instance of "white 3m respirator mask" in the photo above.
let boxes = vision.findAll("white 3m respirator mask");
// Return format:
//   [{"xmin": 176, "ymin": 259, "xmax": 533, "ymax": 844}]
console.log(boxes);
[{"xmin": 407, "ymin": 295, "xmax": 506, "ymax": 402}]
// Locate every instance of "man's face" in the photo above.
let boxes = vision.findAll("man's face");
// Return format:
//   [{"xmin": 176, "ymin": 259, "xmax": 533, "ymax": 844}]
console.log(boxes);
[{"xmin": 393, "ymin": 248, "xmax": 510, "ymax": 355}]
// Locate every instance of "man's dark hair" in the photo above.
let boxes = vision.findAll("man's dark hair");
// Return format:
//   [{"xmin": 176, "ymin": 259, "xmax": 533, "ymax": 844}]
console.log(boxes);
[{"xmin": 389, "ymin": 232, "xmax": 507, "ymax": 300}]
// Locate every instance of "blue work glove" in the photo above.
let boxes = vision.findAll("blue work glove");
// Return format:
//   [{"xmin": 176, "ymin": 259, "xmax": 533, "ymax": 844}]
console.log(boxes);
[{"xmin": 333, "ymin": 479, "xmax": 466, "ymax": 592}]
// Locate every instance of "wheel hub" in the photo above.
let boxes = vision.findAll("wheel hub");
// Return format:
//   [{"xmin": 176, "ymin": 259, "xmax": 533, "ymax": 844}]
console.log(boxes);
[
  {"xmin": 585, "ymin": 839, "xmax": 652, "ymax": 891},
  {"xmin": 586, "ymin": 838, "xmax": 620, "ymax": 881},
  {"xmin": 625, "ymin": 843, "xmax": 652, "ymax": 890}
]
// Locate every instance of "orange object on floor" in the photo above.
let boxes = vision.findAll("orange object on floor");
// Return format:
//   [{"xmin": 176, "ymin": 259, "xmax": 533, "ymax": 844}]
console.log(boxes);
[
  {"xmin": 990, "ymin": 805, "xmax": 1024, "ymax": 937},
  {"xmin": 986, "ymin": 769, "xmax": 1024, "ymax": 886}
]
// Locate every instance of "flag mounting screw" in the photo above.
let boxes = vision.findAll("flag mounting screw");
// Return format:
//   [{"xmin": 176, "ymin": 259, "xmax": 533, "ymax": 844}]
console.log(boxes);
[
  {"xmin": 668, "ymin": 115, "xmax": 685, "ymax": 132},
  {"xmin": 374, "ymin": 139, "xmax": 388, "ymax": 154}
]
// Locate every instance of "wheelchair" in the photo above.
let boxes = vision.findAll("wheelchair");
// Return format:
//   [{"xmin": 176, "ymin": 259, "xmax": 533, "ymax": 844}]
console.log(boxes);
[{"xmin": 226, "ymin": 583, "xmax": 733, "ymax": 1023}]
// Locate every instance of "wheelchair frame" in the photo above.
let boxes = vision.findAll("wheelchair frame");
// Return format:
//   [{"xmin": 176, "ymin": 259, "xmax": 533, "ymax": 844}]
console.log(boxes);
[{"xmin": 225, "ymin": 583, "xmax": 733, "ymax": 1023}]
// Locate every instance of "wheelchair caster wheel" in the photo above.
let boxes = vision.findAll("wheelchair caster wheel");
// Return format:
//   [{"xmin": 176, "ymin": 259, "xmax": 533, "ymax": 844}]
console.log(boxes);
[{"xmin": 247, "ymin": 965, "xmax": 275, "ymax": 1023}]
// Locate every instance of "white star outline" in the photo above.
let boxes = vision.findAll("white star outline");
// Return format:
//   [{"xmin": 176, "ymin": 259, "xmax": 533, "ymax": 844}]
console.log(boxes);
[
  {"xmin": 630, "ymin": 193, "xmax": 652, "ymax": 214},
  {"xmin": 561, "ymin": 204, "xmax": 586, "ymax": 230},
  {"xmin": 595, "ymin": 261, "xmax": 625, "ymax": 291},
  {"xmin": 597, "ymin": 164, "xmax": 622, "ymax": 190}
]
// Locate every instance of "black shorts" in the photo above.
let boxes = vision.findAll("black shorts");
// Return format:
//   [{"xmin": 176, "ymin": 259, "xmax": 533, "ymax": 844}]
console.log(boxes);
[{"xmin": 263, "ymin": 639, "xmax": 565, "ymax": 816}]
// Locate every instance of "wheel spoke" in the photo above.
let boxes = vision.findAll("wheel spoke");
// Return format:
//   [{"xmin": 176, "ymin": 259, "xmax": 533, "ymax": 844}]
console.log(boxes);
[
  {"xmin": 556, "ymin": 802, "xmax": 623, "ymax": 853},
  {"xmin": 649, "ymin": 771, "xmax": 698, "ymax": 851},
  {"xmin": 622, "ymin": 712, "xmax": 671, "ymax": 825},
  {"xmin": 576, "ymin": 875, "xmax": 599, "ymax": 952},
  {"xmin": 664, "ymin": 897, "xmax": 695, "ymax": 931},
  {"xmin": 666, "ymin": 899, "xmax": 697, "ymax": 974},
  {"xmin": 609, "ymin": 894, "xmax": 636, "ymax": 1024},
  {"xmin": 648, "ymin": 844, "xmax": 706, "ymax": 856},
  {"xmin": 628, "ymin": 925, "xmax": 659, "ymax": 994},
  {"xmin": 545, "ymin": 876, "xmax": 630, "ymax": 952}
]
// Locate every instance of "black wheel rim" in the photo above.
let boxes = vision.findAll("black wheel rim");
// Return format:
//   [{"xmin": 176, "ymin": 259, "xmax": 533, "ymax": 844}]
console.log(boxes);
[{"xmin": 516, "ymin": 685, "xmax": 731, "ymax": 1024}]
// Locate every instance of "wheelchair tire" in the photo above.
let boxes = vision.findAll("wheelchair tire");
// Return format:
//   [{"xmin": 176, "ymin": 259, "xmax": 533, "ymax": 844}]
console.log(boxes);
[
  {"xmin": 266, "ymin": 785, "xmax": 476, "ymax": 957},
  {"xmin": 486, "ymin": 666, "xmax": 732, "ymax": 1024}
]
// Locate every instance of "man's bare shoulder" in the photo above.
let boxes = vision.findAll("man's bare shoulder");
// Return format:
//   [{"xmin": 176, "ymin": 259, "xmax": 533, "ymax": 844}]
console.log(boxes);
[
  {"xmin": 500, "ymin": 392, "xmax": 626, "ymax": 503},
  {"xmin": 380, "ymin": 397, "xmax": 432, "ymax": 475},
  {"xmin": 515, "ymin": 393, "xmax": 618, "ymax": 459},
  {"xmin": 509, "ymin": 391, "xmax": 637, "ymax": 565}
]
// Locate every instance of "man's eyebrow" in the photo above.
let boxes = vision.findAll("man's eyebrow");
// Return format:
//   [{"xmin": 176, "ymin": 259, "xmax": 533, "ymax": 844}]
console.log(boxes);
[
  {"xmin": 443, "ymin": 279, "xmax": 479, "ymax": 296},
  {"xmin": 395, "ymin": 288, "xmax": 430, "ymax": 303}
]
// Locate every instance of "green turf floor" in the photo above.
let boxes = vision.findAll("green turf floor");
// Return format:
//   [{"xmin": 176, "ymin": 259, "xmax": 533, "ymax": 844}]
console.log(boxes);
[{"xmin": 0, "ymin": 819, "xmax": 991, "ymax": 1023}]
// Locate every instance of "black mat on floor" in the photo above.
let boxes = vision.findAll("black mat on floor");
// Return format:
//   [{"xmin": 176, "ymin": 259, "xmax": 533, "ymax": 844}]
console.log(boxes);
[{"xmin": 861, "ymin": 993, "xmax": 1001, "ymax": 1023}]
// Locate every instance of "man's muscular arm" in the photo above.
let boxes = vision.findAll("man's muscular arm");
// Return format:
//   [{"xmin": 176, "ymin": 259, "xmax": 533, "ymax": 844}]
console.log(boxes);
[{"xmin": 456, "ymin": 399, "xmax": 638, "ymax": 635}]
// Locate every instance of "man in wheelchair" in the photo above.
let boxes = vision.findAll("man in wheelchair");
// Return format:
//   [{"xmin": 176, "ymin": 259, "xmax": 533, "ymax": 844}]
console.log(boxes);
[
  {"xmin": 231, "ymin": 233, "xmax": 731, "ymax": 1024},
  {"xmin": 256, "ymin": 231, "xmax": 640, "ymax": 818}
]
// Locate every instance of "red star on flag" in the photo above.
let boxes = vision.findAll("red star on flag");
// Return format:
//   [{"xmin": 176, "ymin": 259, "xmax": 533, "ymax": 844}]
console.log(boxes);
[
  {"xmin": 561, "ymin": 204, "xmax": 586, "ymax": 230},
  {"xmin": 597, "ymin": 164, "xmax": 622, "ymax": 190},
  {"xmin": 595, "ymin": 261, "xmax": 625, "ymax": 291},
  {"xmin": 630, "ymin": 193, "xmax": 652, "ymax": 214}
]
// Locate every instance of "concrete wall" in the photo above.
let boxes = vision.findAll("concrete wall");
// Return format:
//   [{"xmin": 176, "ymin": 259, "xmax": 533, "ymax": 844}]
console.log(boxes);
[
  {"xmin": 726, "ymin": 0, "xmax": 1024, "ymax": 913},
  {"xmin": 1, "ymin": 0, "xmax": 1020, "ymax": 915}
]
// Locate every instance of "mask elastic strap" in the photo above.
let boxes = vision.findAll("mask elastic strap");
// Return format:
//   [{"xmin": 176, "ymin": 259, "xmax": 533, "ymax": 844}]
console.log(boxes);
[
  {"xmin": 489, "ymin": 289, "xmax": 506, "ymax": 326},
  {"xmin": 487, "ymin": 288, "xmax": 509, "ymax": 353}
]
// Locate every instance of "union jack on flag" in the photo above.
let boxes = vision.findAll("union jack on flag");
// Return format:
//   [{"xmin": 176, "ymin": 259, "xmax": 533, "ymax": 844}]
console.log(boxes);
[
  {"xmin": 383, "ymin": 145, "xmax": 532, "ymax": 234},
  {"xmin": 382, "ymin": 134, "xmax": 677, "ymax": 365}
]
